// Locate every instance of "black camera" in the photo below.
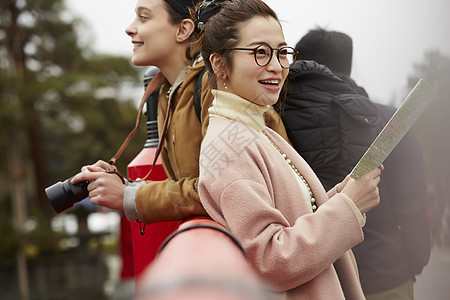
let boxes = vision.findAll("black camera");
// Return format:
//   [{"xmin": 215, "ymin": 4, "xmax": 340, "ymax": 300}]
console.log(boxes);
[{"xmin": 45, "ymin": 175, "xmax": 90, "ymax": 213}]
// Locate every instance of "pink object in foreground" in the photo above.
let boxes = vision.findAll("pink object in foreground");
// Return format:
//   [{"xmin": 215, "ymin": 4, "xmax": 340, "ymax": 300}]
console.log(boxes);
[{"xmin": 134, "ymin": 217, "xmax": 270, "ymax": 300}]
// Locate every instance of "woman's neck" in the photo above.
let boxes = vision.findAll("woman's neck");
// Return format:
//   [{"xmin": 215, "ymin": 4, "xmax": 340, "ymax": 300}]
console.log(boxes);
[{"xmin": 159, "ymin": 51, "xmax": 189, "ymax": 85}]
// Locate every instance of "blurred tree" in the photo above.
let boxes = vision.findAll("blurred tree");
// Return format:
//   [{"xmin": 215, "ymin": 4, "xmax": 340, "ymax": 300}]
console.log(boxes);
[
  {"xmin": 0, "ymin": 1, "xmax": 144, "ymax": 298},
  {"xmin": 0, "ymin": 0, "xmax": 145, "ymax": 218},
  {"xmin": 409, "ymin": 50, "xmax": 450, "ymax": 245}
]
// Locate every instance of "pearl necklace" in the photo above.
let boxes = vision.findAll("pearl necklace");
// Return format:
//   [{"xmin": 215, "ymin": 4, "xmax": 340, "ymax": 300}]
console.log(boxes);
[{"xmin": 261, "ymin": 131, "xmax": 317, "ymax": 212}]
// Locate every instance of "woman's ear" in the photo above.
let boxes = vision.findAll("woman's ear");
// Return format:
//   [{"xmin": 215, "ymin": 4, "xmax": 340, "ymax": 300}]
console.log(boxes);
[
  {"xmin": 175, "ymin": 19, "xmax": 195, "ymax": 43},
  {"xmin": 210, "ymin": 53, "xmax": 227, "ymax": 81}
]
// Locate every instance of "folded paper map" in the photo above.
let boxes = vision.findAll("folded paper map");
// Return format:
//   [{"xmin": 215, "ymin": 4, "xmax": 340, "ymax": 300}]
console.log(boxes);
[{"xmin": 350, "ymin": 79, "xmax": 437, "ymax": 179}]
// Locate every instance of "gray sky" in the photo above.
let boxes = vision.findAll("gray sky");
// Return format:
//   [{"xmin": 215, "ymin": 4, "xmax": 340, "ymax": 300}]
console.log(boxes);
[{"xmin": 67, "ymin": 0, "xmax": 450, "ymax": 105}]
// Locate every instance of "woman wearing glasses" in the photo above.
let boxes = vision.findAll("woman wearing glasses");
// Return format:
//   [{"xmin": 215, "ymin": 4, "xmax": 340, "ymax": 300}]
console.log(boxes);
[{"xmin": 197, "ymin": 0, "xmax": 383, "ymax": 298}]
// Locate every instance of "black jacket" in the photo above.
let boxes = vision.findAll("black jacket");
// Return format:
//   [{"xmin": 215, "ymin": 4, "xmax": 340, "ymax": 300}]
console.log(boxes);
[
  {"xmin": 353, "ymin": 103, "xmax": 430, "ymax": 294},
  {"xmin": 276, "ymin": 60, "xmax": 379, "ymax": 191},
  {"xmin": 277, "ymin": 60, "xmax": 431, "ymax": 294},
  {"xmin": 335, "ymin": 73, "xmax": 431, "ymax": 293}
]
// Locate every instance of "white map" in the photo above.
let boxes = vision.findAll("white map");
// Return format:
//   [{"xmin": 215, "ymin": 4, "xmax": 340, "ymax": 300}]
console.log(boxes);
[{"xmin": 350, "ymin": 79, "xmax": 438, "ymax": 179}]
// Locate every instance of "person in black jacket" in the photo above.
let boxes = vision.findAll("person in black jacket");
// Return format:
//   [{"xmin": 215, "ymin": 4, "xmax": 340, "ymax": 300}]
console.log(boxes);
[{"xmin": 290, "ymin": 28, "xmax": 431, "ymax": 300}]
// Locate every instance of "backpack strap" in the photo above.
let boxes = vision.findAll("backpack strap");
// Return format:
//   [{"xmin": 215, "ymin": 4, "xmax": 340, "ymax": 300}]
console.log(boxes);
[{"xmin": 194, "ymin": 68, "xmax": 207, "ymax": 122}]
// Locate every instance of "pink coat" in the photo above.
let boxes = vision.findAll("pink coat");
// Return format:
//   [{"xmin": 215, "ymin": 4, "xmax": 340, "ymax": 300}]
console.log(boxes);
[{"xmin": 199, "ymin": 111, "xmax": 366, "ymax": 299}]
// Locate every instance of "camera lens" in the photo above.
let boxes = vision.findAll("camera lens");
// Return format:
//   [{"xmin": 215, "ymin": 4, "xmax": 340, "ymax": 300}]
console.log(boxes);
[{"xmin": 45, "ymin": 176, "xmax": 90, "ymax": 213}]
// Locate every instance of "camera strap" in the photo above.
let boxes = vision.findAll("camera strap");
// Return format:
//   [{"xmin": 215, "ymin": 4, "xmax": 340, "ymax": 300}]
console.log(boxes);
[{"xmin": 107, "ymin": 71, "xmax": 167, "ymax": 182}]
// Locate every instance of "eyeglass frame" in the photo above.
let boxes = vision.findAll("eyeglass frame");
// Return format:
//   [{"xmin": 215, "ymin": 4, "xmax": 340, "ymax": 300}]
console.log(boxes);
[{"xmin": 225, "ymin": 45, "xmax": 298, "ymax": 69}]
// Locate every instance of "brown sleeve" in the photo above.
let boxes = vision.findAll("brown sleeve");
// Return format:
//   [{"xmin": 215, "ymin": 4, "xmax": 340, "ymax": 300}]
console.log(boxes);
[
  {"xmin": 136, "ymin": 177, "xmax": 207, "ymax": 224},
  {"xmin": 135, "ymin": 81, "xmax": 208, "ymax": 224}
]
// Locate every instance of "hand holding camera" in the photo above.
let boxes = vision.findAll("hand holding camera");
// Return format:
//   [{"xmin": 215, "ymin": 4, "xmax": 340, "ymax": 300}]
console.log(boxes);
[{"xmin": 46, "ymin": 160, "xmax": 126, "ymax": 213}]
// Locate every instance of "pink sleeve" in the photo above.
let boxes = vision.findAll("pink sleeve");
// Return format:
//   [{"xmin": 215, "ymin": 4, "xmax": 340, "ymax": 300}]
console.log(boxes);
[
  {"xmin": 327, "ymin": 184, "xmax": 339, "ymax": 198},
  {"xmin": 217, "ymin": 180, "xmax": 364, "ymax": 292}
]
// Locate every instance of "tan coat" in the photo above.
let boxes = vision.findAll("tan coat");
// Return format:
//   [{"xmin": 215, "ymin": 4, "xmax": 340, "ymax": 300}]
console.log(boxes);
[{"xmin": 135, "ymin": 62, "xmax": 288, "ymax": 223}]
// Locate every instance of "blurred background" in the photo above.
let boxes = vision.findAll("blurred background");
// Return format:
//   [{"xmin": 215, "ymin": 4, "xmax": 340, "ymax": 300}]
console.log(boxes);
[{"xmin": 1, "ymin": 0, "xmax": 449, "ymax": 299}]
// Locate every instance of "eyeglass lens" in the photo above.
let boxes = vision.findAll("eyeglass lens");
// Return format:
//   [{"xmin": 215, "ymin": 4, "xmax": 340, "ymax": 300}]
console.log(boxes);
[{"xmin": 254, "ymin": 45, "xmax": 296, "ymax": 68}]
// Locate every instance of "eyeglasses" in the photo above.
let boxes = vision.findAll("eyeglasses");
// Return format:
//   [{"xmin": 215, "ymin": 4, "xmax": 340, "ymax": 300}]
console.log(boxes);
[{"xmin": 226, "ymin": 45, "xmax": 298, "ymax": 69}]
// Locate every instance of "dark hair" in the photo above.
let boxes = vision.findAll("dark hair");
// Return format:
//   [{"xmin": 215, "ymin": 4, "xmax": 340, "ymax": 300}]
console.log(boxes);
[
  {"xmin": 164, "ymin": 0, "xmax": 197, "ymax": 19},
  {"xmin": 163, "ymin": 0, "xmax": 200, "ymax": 60},
  {"xmin": 295, "ymin": 28, "xmax": 353, "ymax": 76},
  {"xmin": 192, "ymin": 0, "xmax": 279, "ymax": 88}
]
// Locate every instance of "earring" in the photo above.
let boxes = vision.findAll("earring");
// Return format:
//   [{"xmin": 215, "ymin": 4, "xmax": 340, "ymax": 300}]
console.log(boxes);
[{"xmin": 223, "ymin": 80, "xmax": 227, "ymax": 90}]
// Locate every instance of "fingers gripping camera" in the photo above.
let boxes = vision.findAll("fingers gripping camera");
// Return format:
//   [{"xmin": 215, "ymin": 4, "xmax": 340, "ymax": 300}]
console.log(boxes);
[{"xmin": 45, "ymin": 170, "xmax": 90, "ymax": 214}]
